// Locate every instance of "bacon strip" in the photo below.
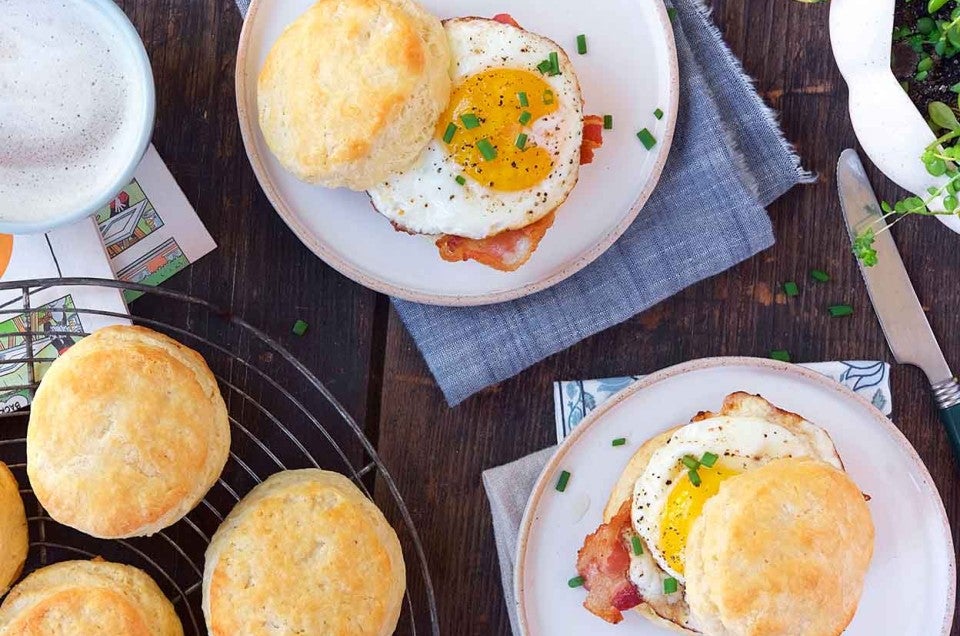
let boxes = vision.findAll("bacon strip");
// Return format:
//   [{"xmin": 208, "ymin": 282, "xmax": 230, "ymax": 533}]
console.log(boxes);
[
  {"xmin": 580, "ymin": 114, "xmax": 605, "ymax": 165},
  {"xmin": 576, "ymin": 501, "xmax": 643, "ymax": 624},
  {"xmin": 492, "ymin": 13, "xmax": 521, "ymax": 27},
  {"xmin": 436, "ymin": 212, "xmax": 555, "ymax": 271}
]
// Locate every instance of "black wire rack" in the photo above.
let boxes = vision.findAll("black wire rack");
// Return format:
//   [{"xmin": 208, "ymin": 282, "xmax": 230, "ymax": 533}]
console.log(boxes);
[{"xmin": 0, "ymin": 277, "xmax": 438, "ymax": 636}]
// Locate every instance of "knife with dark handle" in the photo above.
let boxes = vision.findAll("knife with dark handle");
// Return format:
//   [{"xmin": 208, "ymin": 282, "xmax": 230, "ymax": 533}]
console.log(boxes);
[{"xmin": 838, "ymin": 149, "xmax": 960, "ymax": 458}]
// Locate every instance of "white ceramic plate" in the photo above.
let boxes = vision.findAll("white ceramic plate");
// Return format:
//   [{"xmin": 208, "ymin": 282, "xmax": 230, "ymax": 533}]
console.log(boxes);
[
  {"xmin": 236, "ymin": 0, "xmax": 678, "ymax": 305},
  {"xmin": 516, "ymin": 357, "xmax": 956, "ymax": 635},
  {"xmin": 830, "ymin": 0, "xmax": 960, "ymax": 235}
]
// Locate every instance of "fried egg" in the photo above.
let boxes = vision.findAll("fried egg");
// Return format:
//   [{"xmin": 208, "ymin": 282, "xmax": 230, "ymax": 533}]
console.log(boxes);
[
  {"xmin": 631, "ymin": 416, "xmax": 841, "ymax": 586},
  {"xmin": 367, "ymin": 17, "xmax": 584, "ymax": 239}
]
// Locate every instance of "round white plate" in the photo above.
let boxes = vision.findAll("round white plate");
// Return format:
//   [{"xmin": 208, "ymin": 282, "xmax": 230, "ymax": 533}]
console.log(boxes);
[
  {"xmin": 236, "ymin": 0, "xmax": 678, "ymax": 305},
  {"xmin": 516, "ymin": 357, "xmax": 956, "ymax": 635},
  {"xmin": 830, "ymin": 0, "xmax": 960, "ymax": 235}
]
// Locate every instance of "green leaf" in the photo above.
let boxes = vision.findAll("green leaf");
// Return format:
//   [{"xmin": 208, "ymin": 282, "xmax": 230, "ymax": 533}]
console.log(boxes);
[
  {"xmin": 930, "ymin": 0, "xmax": 950, "ymax": 13},
  {"xmin": 904, "ymin": 196, "xmax": 928, "ymax": 211},
  {"xmin": 948, "ymin": 24, "xmax": 960, "ymax": 49},
  {"xmin": 945, "ymin": 195, "xmax": 959, "ymax": 211},
  {"xmin": 853, "ymin": 228, "xmax": 878, "ymax": 267},
  {"xmin": 926, "ymin": 157, "xmax": 948, "ymax": 176},
  {"xmin": 929, "ymin": 101, "xmax": 960, "ymax": 130}
]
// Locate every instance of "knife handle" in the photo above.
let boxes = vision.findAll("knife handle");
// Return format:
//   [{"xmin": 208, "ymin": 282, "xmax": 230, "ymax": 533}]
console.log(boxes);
[{"xmin": 932, "ymin": 378, "xmax": 960, "ymax": 460}]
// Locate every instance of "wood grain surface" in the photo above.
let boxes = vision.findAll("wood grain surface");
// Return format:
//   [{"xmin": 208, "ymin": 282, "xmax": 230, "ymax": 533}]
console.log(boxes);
[{"xmin": 119, "ymin": 0, "xmax": 960, "ymax": 633}]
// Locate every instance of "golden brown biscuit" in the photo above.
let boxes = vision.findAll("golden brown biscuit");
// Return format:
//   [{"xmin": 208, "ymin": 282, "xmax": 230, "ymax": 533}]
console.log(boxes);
[
  {"xmin": 203, "ymin": 469, "xmax": 405, "ymax": 636},
  {"xmin": 257, "ymin": 0, "xmax": 451, "ymax": 190},
  {"xmin": 0, "ymin": 463, "xmax": 27, "ymax": 596},
  {"xmin": 0, "ymin": 559, "xmax": 183, "ymax": 635},
  {"xmin": 27, "ymin": 325, "xmax": 230, "ymax": 538},
  {"xmin": 685, "ymin": 458, "xmax": 874, "ymax": 636}
]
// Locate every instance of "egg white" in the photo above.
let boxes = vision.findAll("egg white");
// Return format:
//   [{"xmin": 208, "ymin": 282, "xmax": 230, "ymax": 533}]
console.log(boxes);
[
  {"xmin": 631, "ymin": 416, "xmax": 842, "ymax": 586},
  {"xmin": 367, "ymin": 17, "xmax": 584, "ymax": 239}
]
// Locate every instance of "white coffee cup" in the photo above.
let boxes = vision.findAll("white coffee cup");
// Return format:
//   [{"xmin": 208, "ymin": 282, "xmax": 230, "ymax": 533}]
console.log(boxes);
[{"xmin": 0, "ymin": 0, "xmax": 156, "ymax": 234}]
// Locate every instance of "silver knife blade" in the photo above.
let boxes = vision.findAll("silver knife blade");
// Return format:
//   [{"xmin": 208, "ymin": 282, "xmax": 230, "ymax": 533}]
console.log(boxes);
[{"xmin": 837, "ymin": 149, "xmax": 953, "ymax": 385}]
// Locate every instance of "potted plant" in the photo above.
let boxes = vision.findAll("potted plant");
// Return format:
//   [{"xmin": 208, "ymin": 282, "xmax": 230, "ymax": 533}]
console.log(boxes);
[{"xmin": 832, "ymin": 0, "xmax": 960, "ymax": 263}]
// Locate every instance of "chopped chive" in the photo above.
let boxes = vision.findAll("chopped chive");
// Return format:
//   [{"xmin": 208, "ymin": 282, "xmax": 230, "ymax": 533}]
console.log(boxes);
[
  {"xmin": 568, "ymin": 575, "xmax": 584, "ymax": 588},
  {"xmin": 681, "ymin": 455, "xmax": 700, "ymax": 470},
  {"xmin": 654, "ymin": 108, "xmax": 664, "ymax": 120},
  {"xmin": 810, "ymin": 269, "xmax": 830, "ymax": 282},
  {"xmin": 460, "ymin": 113, "xmax": 480, "ymax": 129},
  {"xmin": 455, "ymin": 175, "xmax": 466, "ymax": 185},
  {"xmin": 549, "ymin": 51, "xmax": 560, "ymax": 75},
  {"xmin": 603, "ymin": 114, "xmax": 613, "ymax": 130},
  {"xmin": 828, "ymin": 304, "xmax": 854, "ymax": 317},
  {"xmin": 442, "ymin": 122, "xmax": 458, "ymax": 144},
  {"xmin": 518, "ymin": 91, "xmax": 529, "ymax": 107},
  {"xmin": 770, "ymin": 349, "xmax": 791, "ymax": 362},
  {"xmin": 515, "ymin": 133, "xmax": 528, "ymax": 150},
  {"xmin": 519, "ymin": 111, "xmax": 532, "ymax": 125},
  {"xmin": 612, "ymin": 437, "xmax": 627, "ymax": 447},
  {"xmin": 783, "ymin": 281, "xmax": 799, "ymax": 297},
  {"xmin": 663, "ymin": 577, "xmax": 678, "ymax": 594},
  {"xmin": 477, "ymin": 138, "xmax": 497, "ymax": 161},
  {"xmin": 292, "ymin": 319, "xmax": 309, "ymax": 336},
  {"xmin": 555, "ymin": 470, "xmax": 571, "ymax": 492},
  {"xmin": 631, "ymin": 534, "xmax": 643, "ymax": 555},
  {"xmin": 667, "ymin": 7, "xmax": 677, "ymax": 21},
  {"xmin": 688, "ymin": 469, "xmax": 702, "ymax": 487},
  {"xmin": 637, "ymin": 128, "xmax": 657, "ymax": 150},
  {"xmin": 577, "ymin": 34, "xmax": 587, "ymax": 55},
  {"xmin": 701, "ymin": 451, "xmax": 718, "ymax": 468},
  {"xmin": 537, "ymin": 59, "xmax": 554, "ymax": 74},
  {"xmin": 543, "ymin": 89, "xmax": 555, "ymax": 105}
]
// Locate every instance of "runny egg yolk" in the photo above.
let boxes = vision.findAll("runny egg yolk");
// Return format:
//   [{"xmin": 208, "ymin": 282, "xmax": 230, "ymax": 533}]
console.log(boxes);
[
  {"xmin": 658, "ymin": 462, "xmax": 742, "ymax": 575},
  {"xmin": 438, "ymin": 68, "xmax": 557, "ymax": 192}
]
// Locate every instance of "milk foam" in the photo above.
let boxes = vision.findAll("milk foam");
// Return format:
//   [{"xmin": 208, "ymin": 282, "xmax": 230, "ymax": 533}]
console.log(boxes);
[{"xmin": 0, "ymin": 0, "xmax": 147, "ymax": 223}]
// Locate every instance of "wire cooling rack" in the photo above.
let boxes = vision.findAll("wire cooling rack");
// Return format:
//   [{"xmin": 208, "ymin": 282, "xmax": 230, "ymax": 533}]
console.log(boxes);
[{"xmin": 0, "ymin": 277, "xmax": 438, "ymax": 635}]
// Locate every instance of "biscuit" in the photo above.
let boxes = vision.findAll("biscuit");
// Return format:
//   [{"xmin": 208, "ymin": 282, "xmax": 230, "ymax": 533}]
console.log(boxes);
[
  {"xmin": 27, "ymin": 325, "xmax": 230, "ymax": 538},
  {"xmin": 203, "ymin": 469, "xmax": 405, "ymax": 636},
  {"xmin": 685, "ymin": 458, "xmax": 874, "ymax": 636},
  {"xmin": 0, "ymin": 463, "xmax": 27, "ymax": 596},
  {"xmin": 0, "ymin": 559, "xmax": 183, "ymax": 635},
  {"xmin": 257, "ymin": 0, "xmax": 451, "ymax": 190}
]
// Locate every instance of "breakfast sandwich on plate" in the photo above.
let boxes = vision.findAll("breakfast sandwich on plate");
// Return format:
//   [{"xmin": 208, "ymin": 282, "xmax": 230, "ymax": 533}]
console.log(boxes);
[
  {"xmin": 255, "ymin": 0, "xmax": 606, "ymax": 272},
  {"xmin": 575, "ymin": 392, "xmax": 874, "ymax": 635}
]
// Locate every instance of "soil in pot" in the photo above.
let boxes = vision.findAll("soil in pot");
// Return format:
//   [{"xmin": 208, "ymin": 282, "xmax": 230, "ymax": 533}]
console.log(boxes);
[{"xmin": 892, "ymin": 0, "xmax": 960, "ymax": 114}]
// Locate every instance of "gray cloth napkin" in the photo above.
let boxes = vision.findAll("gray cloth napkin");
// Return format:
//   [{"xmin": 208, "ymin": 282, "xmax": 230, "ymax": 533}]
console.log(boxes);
[
  {"xmin": 233, "ymin": 0, "xmax": 810, "ymax": 406},
  {"xmin": 482, "ymin": 447, "xmax": 557, "ymax": 636},
  {"xmin": 393, "ymin": 0, "xmax": 812, "ymax": 405}
]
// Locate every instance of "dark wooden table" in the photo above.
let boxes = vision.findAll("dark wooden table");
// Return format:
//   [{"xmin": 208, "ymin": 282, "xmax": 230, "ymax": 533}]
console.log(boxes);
[{"xmin": 120, "ymin": 0, "xmax": 960, "ymax": 633}]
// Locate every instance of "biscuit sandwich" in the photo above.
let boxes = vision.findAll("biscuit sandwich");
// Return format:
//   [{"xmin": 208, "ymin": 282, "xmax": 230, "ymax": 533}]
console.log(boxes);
[
  {"xmin": 257, "ymin": 1, "xmax": 606, "ymax": 271},
  {"xmin": 203, "ymin": 469, "xmax": 405, "ymax": 636},
  {"xmin": 575, "ymin": 393, "xmax": 874, "ymax": 635},
  {"xmin": 27, "ymin": 325, "xmax": 230, "ymax": 538}
]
